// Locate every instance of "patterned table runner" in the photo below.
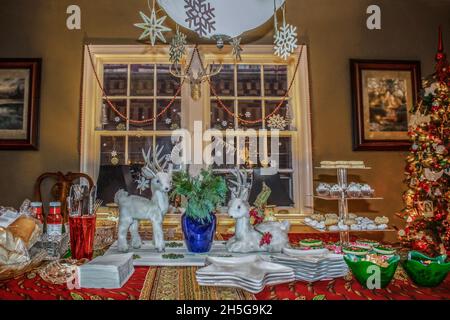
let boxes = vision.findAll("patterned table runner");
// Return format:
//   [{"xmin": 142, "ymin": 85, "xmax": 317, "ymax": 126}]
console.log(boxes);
[{"xmin": 139, "ymin": 266, "xmax": 255, "ymax": 300}]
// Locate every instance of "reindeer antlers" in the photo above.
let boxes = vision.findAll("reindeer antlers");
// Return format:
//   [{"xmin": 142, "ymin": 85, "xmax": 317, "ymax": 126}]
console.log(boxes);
[
  {"xmin": 229, "ymin": 168, "xmax": 253, "ymax": 201},
  {"xmin": 141, "ymin": 145, "xmax": 170, "ymax": 176}
]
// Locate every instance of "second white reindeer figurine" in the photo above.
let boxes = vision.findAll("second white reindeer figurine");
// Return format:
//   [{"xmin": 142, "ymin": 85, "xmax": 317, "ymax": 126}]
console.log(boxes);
[
  {"xmin": 115, "ymin": 146, "xmax": 172, "ymax": 253},
  {"xmin": 226, "ymin": 168, "xmax": 291, "ymax": 253}
]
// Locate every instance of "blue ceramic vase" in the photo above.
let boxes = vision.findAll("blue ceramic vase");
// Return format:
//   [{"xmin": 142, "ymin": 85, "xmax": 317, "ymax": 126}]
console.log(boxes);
[{"xmin": 181, "ymin": 213, "xmax": 216, "ymax": 253}]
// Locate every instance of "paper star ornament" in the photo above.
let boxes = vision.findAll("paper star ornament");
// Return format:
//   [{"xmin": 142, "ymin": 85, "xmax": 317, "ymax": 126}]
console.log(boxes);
[{"xmin": 134, "ymin": 8, "xmax": 172, "ymax": 46}]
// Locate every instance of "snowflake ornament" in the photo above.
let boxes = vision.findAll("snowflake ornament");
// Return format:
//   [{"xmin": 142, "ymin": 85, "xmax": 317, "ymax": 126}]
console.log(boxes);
[
  {"xmin": 184, "ymin": 0, "xmax": 216, "ymax": 37},
  {"xmin": 111, "ymin": 150, "xmax": 118, "ymax": 158},
  {"xmin": 134, "ymin": 8, "xmax": 171, "ymax": 46},
  {"xmin": 267, "ymin": 114, "xmax": 288, "ymax": 130},
  {"xmin": 135, "ymin": 176, "xmax": 150, "ymax": 194},
  {"xmin": 245, "ymin": 111, "xmax": 252, "ymax": 118},
  {"xmin": 230, "ymin": 37, "xmax": 243, "ymax": 61},
  {"xmin": 274, "ymin": 23, "xmax": 298, "ymax": 60},
  {"xmin": 221, "ymin": 120, "xmax": 229, "ymax": 127},
  {"xmin": 165, "ymin": 118, "xmax": 172, "ymax": 125},
  {"xmin": 170, "ymin": 26, "xmax": 187, "ymax": 64}
]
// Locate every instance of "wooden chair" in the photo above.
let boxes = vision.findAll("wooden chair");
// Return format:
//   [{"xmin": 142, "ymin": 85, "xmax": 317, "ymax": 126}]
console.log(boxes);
[{"xmin": 34, "ymin": 172, "xmax": 94, "ymax": 223}]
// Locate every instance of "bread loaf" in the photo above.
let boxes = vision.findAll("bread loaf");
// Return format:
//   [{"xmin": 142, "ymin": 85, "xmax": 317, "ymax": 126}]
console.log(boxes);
[
  {"xmin": 0, "ymin": 227, "xmax": 30, "ymax": 265},
  {"xmin": 7, "ymin": 216, "xmax": 41, "ymax": 249}
]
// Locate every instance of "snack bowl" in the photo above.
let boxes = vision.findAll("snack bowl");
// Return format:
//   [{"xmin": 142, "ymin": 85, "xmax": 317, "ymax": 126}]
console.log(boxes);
[
  {"xmin": 299, "ymin": 239, "xmax": 324, "ymax": 248},
  {"xmin": 344, "ymin": 254, "xmax": 400, "ymax": 289},
  {"xmin": 403, "ymin": 251, "xmax": 450, "ymax": 287},
  {"xmin": 342, "ymin": 246, "xmax": 369, "ymax": 256},
  {"xmin": 355, "ymin": 239, "xmax": 379, "ymax": 249},
  {"xmin": 373, "ymin": 245, "xmax": 396, "ymax": 255}
]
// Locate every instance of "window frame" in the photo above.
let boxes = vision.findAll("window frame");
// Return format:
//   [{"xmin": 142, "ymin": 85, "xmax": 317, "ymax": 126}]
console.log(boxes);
[{"xmin": 81, "ymin": 44, "xmax": 313, "ymax": 219}]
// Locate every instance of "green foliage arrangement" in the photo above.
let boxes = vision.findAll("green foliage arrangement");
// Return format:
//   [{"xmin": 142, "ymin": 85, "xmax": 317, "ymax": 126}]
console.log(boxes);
[{"xmin": 172, "ymin": 168, "xmax": 227, "ymax": 223}]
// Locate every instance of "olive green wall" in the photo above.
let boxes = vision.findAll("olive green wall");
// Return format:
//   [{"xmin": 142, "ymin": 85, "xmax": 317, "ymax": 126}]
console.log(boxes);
[{"xmin": 0, "ymin": 0, "xmax": 449, "ymax": 240}]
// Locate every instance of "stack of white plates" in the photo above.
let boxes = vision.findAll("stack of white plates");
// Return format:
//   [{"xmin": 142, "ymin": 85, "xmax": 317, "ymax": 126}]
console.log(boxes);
[
  {"xmin": 267, "ymin": 248, "xmax": 349, "ymax": 282},
  {"xmin": 196, "ymin": 255, "xmax": 295, "ymax": 294}
]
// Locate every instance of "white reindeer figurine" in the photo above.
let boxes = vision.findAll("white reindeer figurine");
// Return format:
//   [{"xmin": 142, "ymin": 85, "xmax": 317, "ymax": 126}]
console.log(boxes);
[
  {"xmin": 115, "ymin": 146, "xmax": 172, "ymax": 253},
  {"xmin": 226, "ymin": 169, "xmax": 291, "ymax": 253}
]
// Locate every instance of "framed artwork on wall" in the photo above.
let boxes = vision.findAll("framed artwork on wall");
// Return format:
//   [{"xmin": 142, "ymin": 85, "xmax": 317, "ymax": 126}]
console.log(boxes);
[
  {"xmin": 350, "ymin": 59, "xmax": 421, "ymax": 151},
  {"xmin": 0, "ymin": 58, "xmax": 41, "ymax": 150}
]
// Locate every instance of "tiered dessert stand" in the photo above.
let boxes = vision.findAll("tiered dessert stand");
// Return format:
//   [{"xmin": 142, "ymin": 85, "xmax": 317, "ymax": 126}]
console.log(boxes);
[{"xmin": 313, "ymin": 164, "xmax": 394, "ymax": 245}]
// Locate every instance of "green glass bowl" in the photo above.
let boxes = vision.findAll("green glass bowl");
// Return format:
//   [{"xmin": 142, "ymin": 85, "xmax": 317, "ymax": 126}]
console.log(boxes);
[
  {"xmin": 344, "ymin": 254, "xmax": 400, "ymax": 289},
  {"xmin": 403, "ymin": 251, "xmax": 450, "ymax": 287}
]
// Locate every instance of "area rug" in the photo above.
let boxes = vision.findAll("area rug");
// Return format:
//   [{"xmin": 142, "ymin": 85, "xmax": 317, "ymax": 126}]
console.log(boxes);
[{"xmin": 139, "ymin": 267, "xmax": 255, "ymax": 300}]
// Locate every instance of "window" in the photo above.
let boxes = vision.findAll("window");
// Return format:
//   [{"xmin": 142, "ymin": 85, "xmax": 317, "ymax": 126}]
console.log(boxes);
[
  {"xmin": 207, "ymin": 62, "xmax": 296, "ymax": 205},
  {"xmin": 99, "ymin": 63, "xmax": 181, "ymax": 167},
  {"xmin": 81, "ymin": 45, "xmax": 313, "ymax": 217}
]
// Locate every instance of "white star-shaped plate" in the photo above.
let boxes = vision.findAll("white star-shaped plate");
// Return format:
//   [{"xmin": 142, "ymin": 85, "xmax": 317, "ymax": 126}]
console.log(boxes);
[{"xmin": 196, "ymin": 255, "xmax": 294, "ymax": 293}]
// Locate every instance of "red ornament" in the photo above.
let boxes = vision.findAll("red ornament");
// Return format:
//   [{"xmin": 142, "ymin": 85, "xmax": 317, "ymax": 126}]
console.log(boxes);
[
  {"xmin": 413, "ymin": 240, "xmax": 428, "ymax": 252},
  {"xmin": 259, "ymin": 232, "xmax": 273, "ymax": 247},
  {"xmin": 249, "ymin": 209, "xmax": 264, "ymax": 225}
]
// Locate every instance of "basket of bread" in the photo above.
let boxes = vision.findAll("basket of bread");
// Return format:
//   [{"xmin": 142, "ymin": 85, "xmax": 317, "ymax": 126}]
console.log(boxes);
[{"xmin": 0, "ymin": 204, "xmax": 46, "ymax": 281}]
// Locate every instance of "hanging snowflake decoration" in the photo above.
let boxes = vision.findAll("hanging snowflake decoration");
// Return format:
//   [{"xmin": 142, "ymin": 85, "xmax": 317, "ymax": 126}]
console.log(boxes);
[
  {"xmin": 111, "ymin": 150, "xmax": 118, "ymax": 158},
  {"xmin": 221, "ymin": 120, "xmax": 229, "ymax": 127},
  {"xmin": 245, "ymin": 111, "xmax": 252, "ymax": 118},
  {"xmin": 267, "ymin": 114, "xmax": 288, "ymax": 130},
  {"xmin": 230, "ymin": 37, "xmax": 243, "ymax": 61},
  {"xmin": 273, "ymin": 5, "xmax": 298, "ymax": 60},
  {"xmin": 170, "ymin": 26, "xmax": 187, "ymax": 64},
  {"xmin": 135, "ymin": 176, "xmax": 150, "ymax": 194},
  {"xmin": 134, "ymin": 7, "xmax": 171, "ymax": 46},
  {"xmin": 165, "ymin": 118, "xmax": 172, "ymax": 125},
  {"xmin": 274, "ymin": 23, "xmax": 298, "ymax": 60},
  {"xmin": 184, "ymin": 0, "xmax": 216, "ymax": 37}
]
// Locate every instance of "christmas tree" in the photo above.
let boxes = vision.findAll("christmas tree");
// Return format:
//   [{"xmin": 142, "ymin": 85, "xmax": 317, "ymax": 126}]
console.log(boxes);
[{"xmin": 398, "ymin": 27, "xmax": 450, "ymax": 256}]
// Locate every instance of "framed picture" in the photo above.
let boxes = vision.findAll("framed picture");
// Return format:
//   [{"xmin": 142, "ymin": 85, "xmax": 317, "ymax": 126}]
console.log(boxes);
[
  {"xmin": 350, "ymin": 59, "xmax": 421, "ymax": 151},
  {"xmin": 0, "ymin": 58, "xmax": 41, "ymax": 150}
]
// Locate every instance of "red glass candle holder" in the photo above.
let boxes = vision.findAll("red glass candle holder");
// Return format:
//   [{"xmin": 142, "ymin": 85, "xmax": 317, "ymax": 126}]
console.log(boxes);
[{"xmin": 69, "ymin": 215, "xmax": 96, "ymax": 260}]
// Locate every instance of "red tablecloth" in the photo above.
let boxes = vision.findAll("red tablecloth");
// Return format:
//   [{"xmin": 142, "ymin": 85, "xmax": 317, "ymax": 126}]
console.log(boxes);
[{"xmin": 1, "ymin": 234, "xmax": 449, "ymax": 300}]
